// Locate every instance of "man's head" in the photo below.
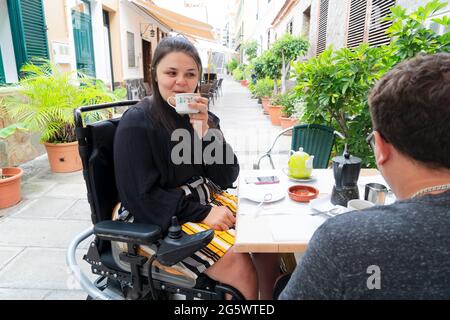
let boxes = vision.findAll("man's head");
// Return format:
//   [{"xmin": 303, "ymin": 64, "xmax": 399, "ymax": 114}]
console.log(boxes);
[{"xmin": 368, "ymin": 53, "xmax": 450, "ymax": 171}]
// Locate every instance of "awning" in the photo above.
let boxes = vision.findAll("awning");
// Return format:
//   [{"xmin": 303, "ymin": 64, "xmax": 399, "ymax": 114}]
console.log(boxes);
[{"xmin": 130, "ymin": 0, "xmax": 215, "ymax": 41}]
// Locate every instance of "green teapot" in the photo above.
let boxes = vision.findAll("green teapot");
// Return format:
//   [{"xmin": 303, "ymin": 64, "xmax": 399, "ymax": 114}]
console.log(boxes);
[{"xmin": 287, "ymin": 148, "xmax": 314, "ymax": 179}]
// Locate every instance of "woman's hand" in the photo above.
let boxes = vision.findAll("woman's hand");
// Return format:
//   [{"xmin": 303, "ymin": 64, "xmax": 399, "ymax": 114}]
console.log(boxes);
[
  {"xmin": 202, "ymin": 206, "xmax": 236, "ymax": 231},
  {"xmin": 188, "ymin": 96, "xmax": 209, "ymax": 137}
]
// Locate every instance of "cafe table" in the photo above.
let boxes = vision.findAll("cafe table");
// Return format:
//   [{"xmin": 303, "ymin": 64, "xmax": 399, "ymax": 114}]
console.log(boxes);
[{"xmin": 234, "ymin": 168, "xmax": 392, "ymax": 253}]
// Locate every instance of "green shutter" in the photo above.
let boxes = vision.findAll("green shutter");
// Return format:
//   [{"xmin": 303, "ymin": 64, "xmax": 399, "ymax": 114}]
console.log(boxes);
[
  {"xmin": 72, "ymin": 4, "xmax": 96, "ymax": 78},
  {"xmin": 7, "ymin": 0, "xmax": 49, "ymax": 75},
  {"xmin": 0, "ymin": 47, "xmax": 5, "ymax": 84}
]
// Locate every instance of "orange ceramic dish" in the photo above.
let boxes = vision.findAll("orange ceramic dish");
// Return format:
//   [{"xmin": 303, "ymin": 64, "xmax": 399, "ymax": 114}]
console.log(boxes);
[{"xmin": 288, "ymin": 185, "xmax": 319, "ymax": 203}]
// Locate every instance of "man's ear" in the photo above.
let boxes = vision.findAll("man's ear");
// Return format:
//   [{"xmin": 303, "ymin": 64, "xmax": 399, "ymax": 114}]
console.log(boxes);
[{"xmin": 374, "ymin": 131, "xmax": 390, "ymax": 166}]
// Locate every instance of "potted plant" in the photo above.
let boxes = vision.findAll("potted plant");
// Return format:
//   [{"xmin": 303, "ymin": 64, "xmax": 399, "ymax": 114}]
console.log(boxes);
[
  {"xmin": 279, "ymin": 93, "xmax": 300, "ymax": 133},
  {"xmin": 0, "ymin": 124, "xmax": 27, "ymax": 209},
  {"xmin": 254, "ymin": 78, "xmax": 274, "ymax": 114},
  {"xmin": 268, "ymin": 93, "xmax": 283, "ymax": 126},
  {"xmin": 2, "ymin": 60, "xmax": 123, "ymax": 173}
]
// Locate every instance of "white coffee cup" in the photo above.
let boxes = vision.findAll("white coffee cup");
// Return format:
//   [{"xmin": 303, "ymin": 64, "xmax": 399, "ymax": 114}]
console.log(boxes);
[
  {"xmin": 167, "ymin": 93, "xmax": 200, "ymax": 114},
  {"xmin": 347, "ymin": 199, "xmax": 375, "ymax": 211}
]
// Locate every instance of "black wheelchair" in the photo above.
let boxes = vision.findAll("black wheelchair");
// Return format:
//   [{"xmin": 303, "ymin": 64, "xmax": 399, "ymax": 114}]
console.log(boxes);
[{"xmin": 66, "ymin": 100, "xmax": 245, "ymax": 300}]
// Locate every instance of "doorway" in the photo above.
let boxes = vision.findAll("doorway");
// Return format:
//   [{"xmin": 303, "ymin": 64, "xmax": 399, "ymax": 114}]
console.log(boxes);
[
  {"xmin": 142, "ymin": 39, "xmax": 152, "ymax": 94},
  {"xmin": 72, "ymin": 0, "xmax": 96, "ymax": 77}
]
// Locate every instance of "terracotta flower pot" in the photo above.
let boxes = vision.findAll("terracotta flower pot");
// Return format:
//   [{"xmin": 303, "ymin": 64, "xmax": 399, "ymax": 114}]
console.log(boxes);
[
  {"xmin": 240, "ymin": 79, "xmax": 248, "ymax": 87},
  {"xmin": 44, "ymin": 141, "xmax": 82, "ymax": 173},
  {"xmin": 280, "ymin": 117, "xmax": 299, "ymax": 135},
  {"xmin": 261, "ymin": 97, "xmax": 271, "ymax": 115},
  {"xmin": 0, "ymin": 167, "xmax": 24, "ymax": 209},
  {"xmin": 268, "ymin": 105, "xmax": 282, "ymax": 126}
]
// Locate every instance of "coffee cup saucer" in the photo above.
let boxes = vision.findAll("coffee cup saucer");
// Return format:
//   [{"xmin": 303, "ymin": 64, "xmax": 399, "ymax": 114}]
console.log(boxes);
[{"xmin": 282, "ymin": 168, "xmax": 315, "ymax": 182}]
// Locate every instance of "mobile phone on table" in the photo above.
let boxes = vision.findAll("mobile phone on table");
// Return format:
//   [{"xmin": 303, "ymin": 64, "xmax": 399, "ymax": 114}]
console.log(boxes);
[{"xmin": 245, "ymin": 176, "xmax": 280, "ymax": 185}]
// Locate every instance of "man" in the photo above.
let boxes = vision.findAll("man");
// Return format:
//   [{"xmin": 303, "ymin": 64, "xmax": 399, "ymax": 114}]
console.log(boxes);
[{"xmin": 279, "ymin": 53, "xmax": 450, "ymax": 299}]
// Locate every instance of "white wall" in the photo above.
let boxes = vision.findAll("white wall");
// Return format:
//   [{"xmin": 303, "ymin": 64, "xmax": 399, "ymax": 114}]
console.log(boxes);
[
  {"xmin": 64, "ymin": 0, "xmax": 114, "ymax": 83},
  {"xmin": 251, "ymin": 0, "xmax": 285, "ymax": 52},
  {"xmin": 90, "ymin": 0, "xmax": 109, "ymax": 84},
  {"xmin": 0, "ymin": 0, "xmax": 18, "ymax": 83},
  {"xmin": 119, "ymin": 0, "xmax": 170, "ymax": 81}
]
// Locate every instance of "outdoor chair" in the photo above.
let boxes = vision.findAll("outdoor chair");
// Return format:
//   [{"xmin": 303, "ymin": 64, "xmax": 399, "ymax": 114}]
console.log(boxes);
[
  {"xmin": 207, "ymin": 79, "xmax": 219, "ymax": 105},
  {"xmin": 254, "ymin": 124, "xmax": 345, "ymax": 170},
  {"xmin": 199, "ymin": 83, "xmax": 213, "ymax": 109},
  {"xmin": 67, "ymin": 100, "xmax": 245, "ymax": 300},
  {"xmin": 217, "ymin": 78, "xmax": 223, "ymax": 96}
]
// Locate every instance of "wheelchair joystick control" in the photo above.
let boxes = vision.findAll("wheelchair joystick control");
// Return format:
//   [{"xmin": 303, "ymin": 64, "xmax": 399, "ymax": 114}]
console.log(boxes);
[{"xmin": 168, "ymin": 217, "xmax": 182, "ymax": 240}]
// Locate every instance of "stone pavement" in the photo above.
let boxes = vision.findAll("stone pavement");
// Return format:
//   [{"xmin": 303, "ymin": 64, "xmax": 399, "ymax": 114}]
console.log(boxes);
[{"xmin": 0, "ymin": 76, "xmax": 291, "ymax": 299}]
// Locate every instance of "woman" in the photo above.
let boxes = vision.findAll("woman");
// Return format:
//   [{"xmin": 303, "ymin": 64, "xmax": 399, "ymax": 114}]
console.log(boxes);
[{"xmin": 114, "ymin": 36, "xmax": 279, "ymax": 300}]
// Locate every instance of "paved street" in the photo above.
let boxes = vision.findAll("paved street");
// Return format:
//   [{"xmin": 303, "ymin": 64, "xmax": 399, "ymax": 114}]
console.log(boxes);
[{"xmin": 0, "ymin": 76, "xmax": 291, "ymax": 299}]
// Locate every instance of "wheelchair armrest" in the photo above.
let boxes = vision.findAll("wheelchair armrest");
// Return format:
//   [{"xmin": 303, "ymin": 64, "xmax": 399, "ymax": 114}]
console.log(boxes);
[
  {"xmin": 156, "ymin": 229, "xmax": 215, "ymax": 266},
  {"xmin": 94, "ymin": 220, "xmax": 162, "ymax": 246}
]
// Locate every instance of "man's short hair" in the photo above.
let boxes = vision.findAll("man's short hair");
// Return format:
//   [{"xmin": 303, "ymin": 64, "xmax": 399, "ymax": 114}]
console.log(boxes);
[{"xmin": 368, "ymin": 53, "xmax": 450, "ymax": 169}]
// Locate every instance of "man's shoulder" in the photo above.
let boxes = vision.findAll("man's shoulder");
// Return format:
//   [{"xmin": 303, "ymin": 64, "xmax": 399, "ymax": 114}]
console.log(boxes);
[{"xmin": 313, "ymin": 204, "xmax": 403, "ymax": 243}]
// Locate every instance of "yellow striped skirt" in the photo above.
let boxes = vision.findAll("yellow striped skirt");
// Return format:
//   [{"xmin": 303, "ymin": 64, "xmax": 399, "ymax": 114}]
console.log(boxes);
[{"xmin": 111, "ymin": 191, "xmax": 238, "ymax": 280}]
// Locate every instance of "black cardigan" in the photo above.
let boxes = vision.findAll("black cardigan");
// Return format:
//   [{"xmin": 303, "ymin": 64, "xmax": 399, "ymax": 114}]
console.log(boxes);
[{"xmin": 113, "ymin": 97, "xmax": 239, "ymax": 233}]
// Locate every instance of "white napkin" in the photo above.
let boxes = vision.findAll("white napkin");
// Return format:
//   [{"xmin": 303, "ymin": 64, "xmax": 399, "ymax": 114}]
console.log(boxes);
[{"xmin": 269, "ymin": 215, "xmax": 325, "ymax": 242}]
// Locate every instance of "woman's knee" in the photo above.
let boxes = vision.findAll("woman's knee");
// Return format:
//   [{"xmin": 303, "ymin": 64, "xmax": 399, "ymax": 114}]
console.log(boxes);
[
  {"xmin": 206, "ymin": 249, "xmax": 257, "ymax": 283},
  {"xmin": 230, "ymin": 251, "xmax": 258, "ymax": 281}
]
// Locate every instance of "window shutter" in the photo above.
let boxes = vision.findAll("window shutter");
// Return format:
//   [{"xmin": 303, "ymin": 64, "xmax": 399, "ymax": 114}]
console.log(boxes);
[
  {"xmin": 7, "ymin": 0, "xmax": 49, "ymax": 75},
  {"xmin": 127, "ymin": 32, "xmax": 136, "ymax": 68},
  {"xmin": 317, "ymin": 0, "xmax": 329, "ymax": 55},
  {"xmin": 0, "ymin": 46, "xmax": 5, "ymax": 84},
  {"xmin": 346, "ymin": 0, "xmax": 368, "ymax": 48},
  {"xmin": 368, "ymin": 0, "xmax": 396, "ymax": 47}
]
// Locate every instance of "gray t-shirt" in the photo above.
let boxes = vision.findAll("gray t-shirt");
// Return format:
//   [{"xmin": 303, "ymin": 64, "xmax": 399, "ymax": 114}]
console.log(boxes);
[{"xmin": 279, "ymin": 190, "xmax": 450, "ymax": 299}]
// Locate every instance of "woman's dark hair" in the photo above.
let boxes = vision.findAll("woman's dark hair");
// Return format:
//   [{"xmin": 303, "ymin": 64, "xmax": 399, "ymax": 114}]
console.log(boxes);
[
  {"xmin": 149, "ymin": 36, "xmax": 203, "ymax": 132},
  {"xmin": 368, "ymin": 53, "xmax": 450, "ymax": 169}
]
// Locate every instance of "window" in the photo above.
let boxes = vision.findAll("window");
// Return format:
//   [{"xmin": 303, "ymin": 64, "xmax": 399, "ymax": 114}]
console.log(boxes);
[
  {"xmin": 302, "ymin": 6, "xmax": 311, "ymax": 38},
  {"xmin": 127, "ymin": 32, "xmax": 136, "ymax": 68},
  {"xmin": 346, "ymin": 0, "xmax": 396, "ymax": 48},
  {"xmin": 0, "ymin": 47, "xmax": 5, "ymax": 84},
  {"xmin": 287, "ymin": 20, "xmax": 293, "ymax": 35},
  {"xmin": 367, "ymin": 0, "xmax": 396, "ymax": 47},
  {"xmin": 7, "ymin": 0, "xmax": 49, "ymax": 75},
  {"xmin": 346, "ymin": 0, "xmax": 368, "ymax": 48},
  {"xmin": 317, "ymin": 0, "xmax": 329, "ymax": 55},
  {"xmin": 260, "ymin": 36, "xmax": 263, "ymax": 55}
]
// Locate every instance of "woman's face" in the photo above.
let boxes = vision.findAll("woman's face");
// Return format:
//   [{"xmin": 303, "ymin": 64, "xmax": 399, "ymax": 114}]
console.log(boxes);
[{"xmin": 155, "ymin": 51, "xmax": 200, "ymax": 102}]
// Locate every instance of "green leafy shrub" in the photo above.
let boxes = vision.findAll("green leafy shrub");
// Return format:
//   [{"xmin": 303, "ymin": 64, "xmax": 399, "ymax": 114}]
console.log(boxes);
[
  {"xmin": 290, "ymin": 0, "xmax": 449, "ymax": 167},
  {"xmin": 292, "ymin": 45, "xmax": 395, "ymax": 166},
  {"xmin": 242, "ymin": 40, "xmax": 259, "ymax": 62},
  {"xmin": 386, "ymin": 0, "xmax": 450, "ymax": 63},
  {"xmin": 226, "ymin": 58, "xmax": 238, "ymax": 74},
  {"xmin": 232, "ymin": 67, "xmax": 244, "ymax": 81},
  {"xmin": 271, "ymin": 34, "xmax": 309, "ymax": 93},
  {"xmin": 253, "ymin": 78, "xmax": 274, "ymax": 98},
  {"xmin": 1, "ymin": 60, "xmax": 119, "ymax": 143}
]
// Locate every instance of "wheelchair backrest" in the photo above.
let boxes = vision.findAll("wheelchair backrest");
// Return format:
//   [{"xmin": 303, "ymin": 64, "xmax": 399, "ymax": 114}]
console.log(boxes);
[
  {"xmin": 75, "ymin": 101, "xmax": 139, "ymax": 224},
  {"xmin": 78, "ymin": 118, "xmax": 120, "ymax": 224}
]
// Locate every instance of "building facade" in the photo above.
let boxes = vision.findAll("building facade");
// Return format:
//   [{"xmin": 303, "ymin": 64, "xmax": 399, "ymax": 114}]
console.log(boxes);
[{"xmin": 233, "ymin": 0, "xmax": 449, "ymax": 61}]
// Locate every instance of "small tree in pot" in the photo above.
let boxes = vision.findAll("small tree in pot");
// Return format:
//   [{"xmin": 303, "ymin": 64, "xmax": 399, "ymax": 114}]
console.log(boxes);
[{"xmin": 254, "ymin": 78, "xmax": 274, "ymax": 113}]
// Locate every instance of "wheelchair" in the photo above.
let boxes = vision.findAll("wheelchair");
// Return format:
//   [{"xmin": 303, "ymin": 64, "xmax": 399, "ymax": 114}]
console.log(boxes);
[{"xmin": 67, "ymin": 100, "xmax": 245, "ymax": 300}]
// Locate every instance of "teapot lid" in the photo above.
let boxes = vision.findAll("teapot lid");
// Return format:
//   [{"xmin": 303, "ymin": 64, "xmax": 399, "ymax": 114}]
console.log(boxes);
[{"xmin": 293, "ymin": 147, "xmax": 308, "ymax": 154}]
